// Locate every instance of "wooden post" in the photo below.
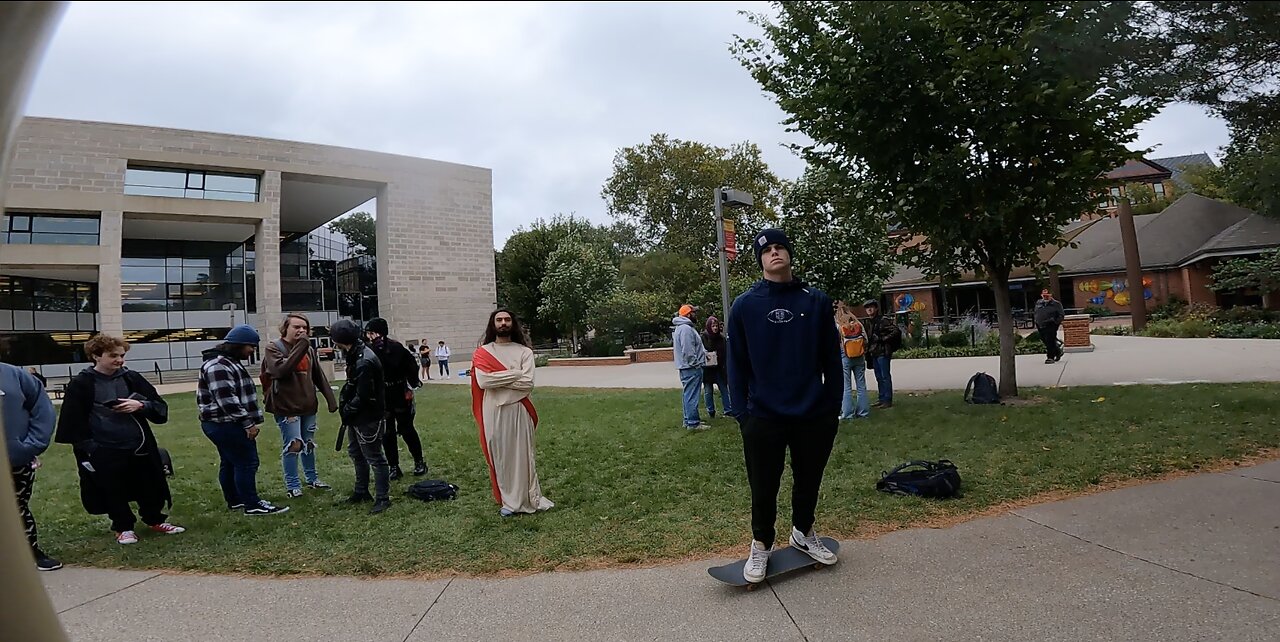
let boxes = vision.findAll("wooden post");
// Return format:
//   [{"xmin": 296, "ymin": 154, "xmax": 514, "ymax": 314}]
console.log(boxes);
[{"xmin": 1117, "ymin": 198, "xmax": 1147, "ymax": 331}]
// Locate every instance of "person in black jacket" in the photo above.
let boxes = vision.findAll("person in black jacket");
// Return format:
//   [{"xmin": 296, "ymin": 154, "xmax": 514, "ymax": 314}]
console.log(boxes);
[
  {"xmin": 863, "ymin": 299, "xmax": 902, "ymax": 409},
  {"xmin": 54, "ymin": 334, "xmax": 185, "ymax": 545},
  {"xmin": 1033, "ymin": 289, "xmax": 1065, "ymax": 363},
  {"xmin": 727, "ymin": 228, "xmax": 842, "ymax": 585},
  {"xmin": 364, "ymin": 318, "xmax": 426, "ymax": 479},
  {"xmin": 701, "ymin": 316, "xmax": 732, "ymax": 418},
  {"xmin": 331, "ymin": 319, "xmax": 390, "ymax": 514}
]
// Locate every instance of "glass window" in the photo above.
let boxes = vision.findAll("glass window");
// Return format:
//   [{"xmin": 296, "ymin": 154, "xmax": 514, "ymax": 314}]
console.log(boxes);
[
  {"xmin": 125, "ymin": 166, "xmax": 259, "ymax": 202},
  {"xmin": 10, "ymin": 215, "xmax": 31, "ymax": 232},
  {"xmin": 1153, "ymin": 181, "xmax": 1165, "ymax": 197},
  {"xmin": 122, "ymin": 300, "xmax": 172, "ymax": 312},
  {"xmin": 7, "ymin": 233, "xmax": 30, "ymax": 244},
  {"xmin": 204, "ymin": 174, "xmax": 258, "ymax": 194},
  {"xmin": 30, "ymin": 233, "xmax": 96, "ymax": 245},
  {"xmin": 187, "ymin": 173, "xmax": 204, "ymax": 189},
  {"xmin": 184, "ymin": 189, "xmax": 205, "ymax": 199},
  {"xmin": 30, "ymin": 216, "xmax": 98, "ymax": 234},
  {"xmin": 125, "ymin": 168, "xmax": 187, "ymax": 189},
  {"xmin": 122, "ymin": 257, "xmax": 165, "ymax": 267},
  {"xmin": 121, "ymin": 266, "xmax": 167, "ymax": 283},
  {"xmin": 121, "ymin": 283, "xmax": 165, "ymax": 300}
]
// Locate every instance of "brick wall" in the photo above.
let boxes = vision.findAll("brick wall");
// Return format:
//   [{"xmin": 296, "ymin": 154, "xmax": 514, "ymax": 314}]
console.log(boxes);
[
  {"xmin": 547, "ymin": 357, "xmax": 629, "ymax": 367},
  {"xmin": 1181, "ymin": 263, "xmax": 1217, "ymax": 306},
  {"xmin": 627, "ymin": 348, "xmax": 674, "ymax": 363},
  {"xmin": 1072, "ymin": 271, "xmax": 1165, "ymax": 313}
]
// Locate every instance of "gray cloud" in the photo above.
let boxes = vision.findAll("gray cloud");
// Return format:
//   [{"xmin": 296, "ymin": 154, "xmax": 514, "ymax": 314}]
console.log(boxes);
[{"xmin": 27, "ymin": 2, "xmax": 1228, "ymax": 247}]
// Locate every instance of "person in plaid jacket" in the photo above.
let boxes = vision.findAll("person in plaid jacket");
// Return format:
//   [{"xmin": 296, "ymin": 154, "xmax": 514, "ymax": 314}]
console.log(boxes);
[{"xmin": 197, "ymin": 325, "xmax": 289, "ymax": 516}]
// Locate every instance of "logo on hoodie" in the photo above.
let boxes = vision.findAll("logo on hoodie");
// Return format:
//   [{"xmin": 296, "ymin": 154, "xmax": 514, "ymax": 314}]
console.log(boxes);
[{"xmin": 766, "ymin": 308, "xmax": 795, "ymax": 324}]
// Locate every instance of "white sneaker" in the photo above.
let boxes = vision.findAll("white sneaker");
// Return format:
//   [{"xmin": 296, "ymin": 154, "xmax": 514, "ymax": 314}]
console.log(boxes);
[
  {"xmin": 743, "ymin": 540, "xmax": 772, "ymax": 583},
  {"xmin": 790, "ymin": 527, "xmax": 837, "ymax": 565},
  {"xmin": 116, "ymin": 530, "xmax": 138, "ymax": 545}
]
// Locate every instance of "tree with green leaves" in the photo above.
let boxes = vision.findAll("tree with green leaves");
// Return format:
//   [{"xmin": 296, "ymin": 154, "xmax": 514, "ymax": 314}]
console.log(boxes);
[
  {"xmin": 778, "ymin": 167, "xmax": 893, "ymax": 306},
  {"xmin": 327, "ymin": 211, "xmax": 375, "ymax": 257},
  {"xmin": 496, "ymin": 215, "xmax": 619, "ymax": 341},
  {"xmin": 601, "ymin": 133, "xmax": 783, "ymax": 272},
  {"xmin": 1210, "ymin": 248, "xmax": 1280, "ymax": 294},
  {"xmin": 587, "ymin": 289, "xmax": 673, "ymax": 348},
  {"xmin": 736, "ymin": 1, "xmax": 1162, "ymax": 397},
  {"xmin": 619, "ymin": 250, "xmax": 707, "ymax": 304},
  {"xmin": 538, "ymin": 239, "xmax": 619, "ymax": 352}
]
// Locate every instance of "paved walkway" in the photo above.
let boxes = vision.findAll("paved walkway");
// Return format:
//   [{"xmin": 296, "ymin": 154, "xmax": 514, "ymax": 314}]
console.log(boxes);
[{"xmin": 40, "ymin": 460, "xmax": 1280, "ymax": 641}]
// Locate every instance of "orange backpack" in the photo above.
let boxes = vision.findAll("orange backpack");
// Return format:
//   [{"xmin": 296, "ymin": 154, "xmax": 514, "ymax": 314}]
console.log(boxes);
[{"xmin": 841, "ymin": 322, "xmax": 867, "ymax": 358}]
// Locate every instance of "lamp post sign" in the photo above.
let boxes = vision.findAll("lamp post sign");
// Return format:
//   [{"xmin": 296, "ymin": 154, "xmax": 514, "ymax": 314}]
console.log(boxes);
[
  {"xmin": 722, "ymin": 218, "xmax": 737, "ymax": 261},
  {"xmin": 714, "ymin": 187, "xmax": 754, "ymax": 324}
]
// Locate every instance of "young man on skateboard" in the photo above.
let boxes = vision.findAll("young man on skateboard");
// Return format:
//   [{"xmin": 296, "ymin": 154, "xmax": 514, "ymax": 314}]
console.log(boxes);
[{"xmin": 727, "ymin": 228, "xmax": 842, "ymax": 584}]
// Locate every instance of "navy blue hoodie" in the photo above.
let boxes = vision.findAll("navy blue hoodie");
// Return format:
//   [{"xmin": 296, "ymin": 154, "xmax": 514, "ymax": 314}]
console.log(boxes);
[{"xmin": 727, "ymin": 278, "xmax": 842, "ymax": 420}]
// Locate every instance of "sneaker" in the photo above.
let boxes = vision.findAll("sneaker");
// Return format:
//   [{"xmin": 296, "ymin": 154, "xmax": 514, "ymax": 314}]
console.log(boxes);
[
  {"xmin": 685, "ymin": 423, "xmax": 710, "ymax": 431},
  {"xmin": 412, "ymin": 461, "xmax": 428, "ymax": 476},
  {"xmin": 308, "ymin": 480, "xmax": 332, "ymax": 490},
  {"xmin": 790, "ymin": 527, "xmax": 838, "ymax": 565},
  {"xmin": 708, "ymin": 411, "xmax": 716, "ymax": 418},
  {"xmin": 743, "ymin": 540, "xmax": 772, "ymax": 584},
  {"xmin": 499, "ymin": 507, "xmax": 515, "ymax": 517},
  {"xmin": 116, "ymin": 530, "xmax": 138, "ymax": 545},
  {"xmin": 148, "ymin": 523, "xmax": 186, "ymax": 535},
  {"xmin": 1044, "ymin": 358, "xmax": 1055, "ymax": 364},
  {"xmin": 345, "ymin": 492, "xmax": 373, "ymax": 504},
  {"xmin": 286, "ymin": 488, "xmax": 304, "ymax": 498},
  {"xmin": 388, "ymin": 466, "xmax": 404, "ymax": 481},
  {"xmin": 1054, "ymin": 354, "xmax": 1062, "ymax": 362},
  {"xmin": 369, "ymin": 499, "xmax": 391, "ymax": 515},
  {"xmin": 34, "ymin": 549, "xmax": 62, "ymax": 572},
  {"xmin": 244, "ymin": 501, "xmax": 290, "ymax": 516},
  {"xmin": 228, "ymin": 502, "xmax": 245, "ymax": 511}
]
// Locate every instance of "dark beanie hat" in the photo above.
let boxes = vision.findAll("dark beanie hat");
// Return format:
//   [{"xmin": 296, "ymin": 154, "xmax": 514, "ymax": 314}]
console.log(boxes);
[
  {"xmin": 330, "ymin": 319, "xmax": 362, "ymax": 346},
  {"xmin": 752, "ymin": 228, "xmax": 794, "ymax": 267},
  {"xmin": 364, "ymin": 317, "xmax": 389, "ymax": 338}
]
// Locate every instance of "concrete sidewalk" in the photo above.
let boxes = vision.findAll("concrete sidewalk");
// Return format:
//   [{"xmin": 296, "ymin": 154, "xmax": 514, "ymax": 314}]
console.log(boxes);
[
  {"xmin": 533, "ymin": 335, "xmax": 1280, "ymax": 390},
  {"xmin": 40, "ymin": 461, "xmax": 1280, "ymax": 641}
]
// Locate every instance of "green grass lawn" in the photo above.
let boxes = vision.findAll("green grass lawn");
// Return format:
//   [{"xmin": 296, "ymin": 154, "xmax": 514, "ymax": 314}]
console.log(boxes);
[{"xmin": 31, "ymin": 383, "xmax": 1280, "ymax": 577}]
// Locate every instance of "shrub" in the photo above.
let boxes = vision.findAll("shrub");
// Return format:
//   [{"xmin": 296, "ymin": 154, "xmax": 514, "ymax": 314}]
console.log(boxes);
[
  {"xmin": 1182, "ymin": 303, "xmax": 1218, "ymax": 321},
  {"xmin": 1211, "ymin": 306, "xmax": 1279, "ymax": 325},
  {"xmin": 1090, "ymin": 326, "xmax": 1132, "ymax": 336},
  {"xmin": 957, "ymin": 313, "xmax": 994, "ymax": 343},
  {"xmin": 1150, "ymin": 296, "xmax": 1187, "ymax": 322},
  {"xmin": 1214, "ymin": 323, "xmax": 1280, "ymax": 339},
  {"xmin": 534, "ymin": 355, "xmax": 550, "ymax": 368},
  {"xmin": 939, "ymin": 330, "xmax": 969, "ymax": 347},
  {"xmin": 1082, "ymin": 305, "xmax": 1115, "ymax": 317},
  {"xmin": 1141, "ymin": 318, "xmax": 1215, "ymax": 338}
]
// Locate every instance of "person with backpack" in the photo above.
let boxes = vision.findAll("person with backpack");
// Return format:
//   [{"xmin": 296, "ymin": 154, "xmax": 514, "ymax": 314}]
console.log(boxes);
[
  {"xmin": 435, "ymin": 341, "xmax": 451, "ymax": 377},
  {"xmin": 701, "ymin": 315, "xmax": 732, "ymax": 418},
  {"xmin": 837, "ymin": 305, "xmax": 871, "ymax": 420},
  {"xmin": 330, "ymin": 319, "xmax": 392, "ymax": 515},
  {"xmin": 262, "ymin": 313, "xmax": 339, "ymax": 498},
  {"xmin": 727, "ymin": 228, "xmax": 842, "ymax": 584},
  {"xmin": 364, "ymin": 317, "xmax": 427, "ymax": 479},
  {"xmin": 1034, "ymin": 288, "xmax": 1065, "ymax": 364},
  {"xmin": 863, "ymin": 299, "xmax": 902, "ymax": 409}
]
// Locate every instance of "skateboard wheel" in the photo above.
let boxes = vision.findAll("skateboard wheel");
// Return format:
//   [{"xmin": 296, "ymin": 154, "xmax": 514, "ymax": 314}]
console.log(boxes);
[{"xmin": 746, "ymin": 584, "xmax": 758, "ymax": 592}]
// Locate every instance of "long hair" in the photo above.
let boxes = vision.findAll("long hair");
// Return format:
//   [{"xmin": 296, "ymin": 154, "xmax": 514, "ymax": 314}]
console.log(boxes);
[{"xmin": 481, "ymin": 308, "xmax": 529, "ymax": 347}]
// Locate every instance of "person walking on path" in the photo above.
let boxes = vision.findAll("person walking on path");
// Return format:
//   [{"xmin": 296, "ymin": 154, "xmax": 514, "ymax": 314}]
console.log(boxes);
[
  {"xmin": 727, "ymin": 228, "xmax": 842, "ymax": 584},
  {"xmin": 198, "ymin": 325, "xmax": 288, "ymax": 516},
  {"xmin": 1034, "ymin": 288, "xmax": 1065, "ymax": 364},
  {"xmin": 3, "ymin": 360, "xmax": 60, "ymax": 570},
  {"xmin": 56, "ymin": 334, "xmax": 187, "ymax": 543},
  {"xmin": 672, "ymin": 304, "xmax": 708, "ymax": 430},
  {"xmin": 701, "ymin": 316, "xmax": 732, "ymax": 418},
  {"xmin": 435, "ymin": 341, "xmax": 451, "ymax": 378},
  {"xmin": 863, "ymin": 299, "xmax": 902, "ymax": 409},
  {"xmin": 262, "ymin": 313, "xmax": 339, "ymax": 498},
  {"xmin": 364, "ymin": 317, "xmax": 427, "ymax": 479},
  {"xmin": 330, "ymin": 320, "xmax": 392, "ymax": 515},
  {"xmin": 418, "ymin": 342, "xmax": 433, "ymax": 381},
  {"xmin": 837, "ymin": 305, "xmax": 871, "ymax": 420},
  {"xmin": 470, "ymin": 309, "xmax": 554, "ymax": 517}
]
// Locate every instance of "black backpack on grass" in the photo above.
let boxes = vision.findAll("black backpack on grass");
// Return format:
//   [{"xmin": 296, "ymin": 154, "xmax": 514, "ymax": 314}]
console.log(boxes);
[
  {"xmin": 405, "ymin": 479, "xmax": 458, "ymax": 502},
  {"xmin": 876, "ymin": 460, "xmax": 962, "ymax": 498},
  {"xmin": 964, "ymin": 372, "xmax": 1000, "ymax": 404}
]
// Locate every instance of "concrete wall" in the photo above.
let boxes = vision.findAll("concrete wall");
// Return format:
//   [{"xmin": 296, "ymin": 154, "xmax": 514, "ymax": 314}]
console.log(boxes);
[{"xmin": 3, "ymin": 117, "xmax": 495, "ymax": 360}]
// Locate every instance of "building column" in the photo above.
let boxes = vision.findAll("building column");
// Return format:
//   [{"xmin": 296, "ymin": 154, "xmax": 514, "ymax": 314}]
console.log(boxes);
[
  {"xmin": 254, "ymin": 171, "xmax": 283, "ymax": 349},
  {"xmin": 98, "ymin": 210, "xmax": 123, "ymax": 336}
]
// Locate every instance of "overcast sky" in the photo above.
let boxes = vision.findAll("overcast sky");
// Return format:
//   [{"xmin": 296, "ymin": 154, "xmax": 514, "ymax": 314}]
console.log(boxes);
[{"xmin": 26, "ymin": 1, "xmax": 1229, "ymax": 248}]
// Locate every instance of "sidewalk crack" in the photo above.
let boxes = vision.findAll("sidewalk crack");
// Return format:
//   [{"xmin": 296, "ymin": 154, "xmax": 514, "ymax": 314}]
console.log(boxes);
[
  {"xmin": 401, "ymin": 576, "xmax": 454, "ymax": 642},
  {"xmin": 57, "ymin": 571, "xmax": 163, "ymax": 614},
  {"xmin": 1230, "ymin": 473, "xmax": 1280, "ymax": 485},
  {"xmin": 768, "ymin": 581, "xmax": 809, "ymax": 642},
  {"xmin": 1015, "ymin": 513, "xmax": 1277, "ymax": 602}
]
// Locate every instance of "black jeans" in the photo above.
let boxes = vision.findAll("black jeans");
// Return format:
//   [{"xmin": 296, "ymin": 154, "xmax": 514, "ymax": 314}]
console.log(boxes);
[
  {"xmin": 90, "ymin": 446, "xmax": 167, "ymax": 532},
  {"xmin": 1038, "ymin": 323, "xmax": 1061, "ymax": 359},
  {"xmin": 382, "ymin": 404, "xmax": 423, "ymax": 469},
  {"xmin": 740, "ymin": 415, "xmax": 839, "ymax": 546},
  {"xmin": 348, "ymin": 422, "xmax": 390, "ymax": 501}
]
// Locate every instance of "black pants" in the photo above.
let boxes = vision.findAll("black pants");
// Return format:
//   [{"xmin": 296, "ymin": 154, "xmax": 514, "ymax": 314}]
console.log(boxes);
[
  {"xmin": 90, "ymin": 447, "xmax": 167, "ymax": 532},
  {"xmin": 1038, "ymin": 323, "xmax": 1061, "ymax": 359},
  {"xmin": 12, "ymin": 464, "xmax": 38, "ymax": 551},
  {"xmin": 740, "ymin": 415, "xmax": 839, "ymax": 546},
  {"xmin": 348, "ymin": 422, "xmax": 390, "ymax": 501},
  {"xmin": 382, "ymin": 404, "xmax": 423, "ymax": 469}
]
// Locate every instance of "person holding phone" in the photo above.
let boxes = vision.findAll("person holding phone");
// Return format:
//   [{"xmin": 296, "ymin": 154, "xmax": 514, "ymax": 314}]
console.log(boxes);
[{"xmin": 54, "ymin": 335, "xmax": 185, "ymax": 545}]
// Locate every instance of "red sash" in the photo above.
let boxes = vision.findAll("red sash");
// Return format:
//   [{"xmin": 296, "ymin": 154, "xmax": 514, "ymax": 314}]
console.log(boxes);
[{"xmin": 470, "ymin": 346, "xmax": 538, "ymax": 503}]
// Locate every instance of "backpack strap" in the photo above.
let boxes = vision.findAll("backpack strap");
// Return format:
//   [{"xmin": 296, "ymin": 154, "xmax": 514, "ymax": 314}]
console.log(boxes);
[{"xmin": 964, "ymin": 375, "xmax": 976, "ymax": 403}]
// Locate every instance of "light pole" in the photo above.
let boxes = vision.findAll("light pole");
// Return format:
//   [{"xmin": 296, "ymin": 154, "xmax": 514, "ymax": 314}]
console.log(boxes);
[{"xmin": 715, "ymin": 187, "xmax": 754, "ymax": 326}]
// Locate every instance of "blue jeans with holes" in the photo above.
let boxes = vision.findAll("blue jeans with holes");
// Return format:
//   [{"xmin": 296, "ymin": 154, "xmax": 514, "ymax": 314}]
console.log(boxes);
[
  {"xmin": 678, "ymin": 367, "xmax": 704, "ymax": 427},
  {"xmin": 275, "ymin": 413, "xmax": 319, "ymax": 491},
  {"xmin": 840, "ymin": 356, "xmax": 871, "ymax": 419},
  {"xmin": 872, "ymin": 355, "xmax": 893, "ymax": 405}
]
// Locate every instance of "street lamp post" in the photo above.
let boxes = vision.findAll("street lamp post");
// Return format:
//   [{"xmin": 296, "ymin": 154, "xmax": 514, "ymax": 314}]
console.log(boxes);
[{"xmin": 714, "ymin": 187, "xmax": 754, "ymax": 326}]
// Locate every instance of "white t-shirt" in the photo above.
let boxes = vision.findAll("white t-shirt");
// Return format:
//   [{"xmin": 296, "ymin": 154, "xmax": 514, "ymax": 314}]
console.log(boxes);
[{"xmin": 435, "ymin": 345, "xmax": 451, "ymax": 360}]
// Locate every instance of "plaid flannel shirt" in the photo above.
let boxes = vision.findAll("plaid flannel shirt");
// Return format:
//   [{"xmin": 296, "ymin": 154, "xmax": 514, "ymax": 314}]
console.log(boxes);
[{"xmin": 197, "ymin": 354, "xmax": 264, "ymax": 429}]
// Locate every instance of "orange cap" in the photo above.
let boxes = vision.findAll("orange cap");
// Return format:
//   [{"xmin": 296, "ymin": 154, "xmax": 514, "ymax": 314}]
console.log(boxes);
[{"xmin": 678, "ymin": 304, "xmax": 698, "ymax": 317}]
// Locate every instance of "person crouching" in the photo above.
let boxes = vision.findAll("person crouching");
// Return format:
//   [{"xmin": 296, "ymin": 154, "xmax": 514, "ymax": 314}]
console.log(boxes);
[{"xmin": 329, "ymin": 320, "xmax": 391, "ymax": 514}]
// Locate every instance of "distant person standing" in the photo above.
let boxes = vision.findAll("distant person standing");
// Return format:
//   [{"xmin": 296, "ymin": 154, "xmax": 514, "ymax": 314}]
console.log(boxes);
[
  {"xmin": 3, "ymin": 361, "xmax": 60, "ymax": 570},
  {"xmin": 838, "ymin": 305, "xmax": 871, "ymax": 420},
  {"xmin": 863, "ymin": 299, "xmax": 902, "ymax": 409},
  {"xmin": 418, "ymin": 341, "xmax": 433, "ymax": 381},
  {"xmin": 672, "ymin": 304, "xmax": 708, "ymax": 430},
  {"xmin": 436, "ymin": 341, "xmax": 451, "ymax": 377},
  {"xmin": 1034, "ymin": 288, "xmax": 1065, "ymax": 364},
  {"xmin": 330, "ymin": 319, "xmax": 391, "ymax": 514},
  {"xmin": 701, "ymin": 315, "xmax": 731, "ymax": 418}
]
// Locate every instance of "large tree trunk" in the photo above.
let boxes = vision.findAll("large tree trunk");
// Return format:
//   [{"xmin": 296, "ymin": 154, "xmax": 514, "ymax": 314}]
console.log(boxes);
[{"xmin": 989, "ymin": 268, "xmax": 1019, "ymax": 398}]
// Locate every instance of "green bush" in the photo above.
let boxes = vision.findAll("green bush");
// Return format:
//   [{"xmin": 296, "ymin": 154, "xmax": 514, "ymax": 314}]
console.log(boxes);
[
  {"xmin": 1090, "ymin": 326, "xmax": 1132, "ymax": 336},
  {"xmin": 1212, "ymin": 306, "xmax": 1279, "ymax": 325},
  {"xmin": 534, "ymin": 355, "xmax": 550, "ymax": 368},
  {"xmin": 896, "ymin": 341, "xmax": 1047, "ymax": 359},
  {"xmin": 1082, "ymin": 305, "xmax": 1115, "ymax": 317},
  {"xmin": 1141, "ymin": 318, "xmax": 1215, "ymax": 338},
  {"xmin": 939, "ymin": 330, "xmax": 969, "ymax": 347},
  {"xmin": 1150, "ymin": 296, "xmax": 1187, "ymax": 322},
  {"xmin": 1214, "ymin": 323, "xmax": 1280, "ymax": 339}
]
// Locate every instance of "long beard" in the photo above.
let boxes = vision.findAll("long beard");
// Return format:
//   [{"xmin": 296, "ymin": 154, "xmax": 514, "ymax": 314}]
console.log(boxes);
[{"xmin": 495, "ymin": 327, "xmax": 512, "ymax": 337}]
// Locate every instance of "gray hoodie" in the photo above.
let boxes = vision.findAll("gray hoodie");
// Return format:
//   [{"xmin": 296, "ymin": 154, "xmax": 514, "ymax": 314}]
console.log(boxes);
[
  {"xmin": 671, "ymin": 316, "xmax": 707, "ymax": 370},
  {"xmin": 88, "ymin": 367, "xmax": 146, "ymax": 450}
]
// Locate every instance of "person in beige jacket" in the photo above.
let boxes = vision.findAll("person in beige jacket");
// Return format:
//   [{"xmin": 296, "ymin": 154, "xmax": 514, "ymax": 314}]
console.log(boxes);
[{"xmin": 262, "ymin": 314, "xmax": 339, "ymax": 498}]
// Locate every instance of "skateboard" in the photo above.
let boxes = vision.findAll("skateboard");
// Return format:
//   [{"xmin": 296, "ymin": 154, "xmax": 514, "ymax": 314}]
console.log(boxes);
[{"xmin": 708, "ymin": 537, "xmax": 840, "ymax": 590}]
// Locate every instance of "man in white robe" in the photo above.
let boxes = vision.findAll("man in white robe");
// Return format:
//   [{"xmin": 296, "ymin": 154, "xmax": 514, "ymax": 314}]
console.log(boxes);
[{"xmin": 469, "ymin": 309, "xmax": 554, "ymax": 516}]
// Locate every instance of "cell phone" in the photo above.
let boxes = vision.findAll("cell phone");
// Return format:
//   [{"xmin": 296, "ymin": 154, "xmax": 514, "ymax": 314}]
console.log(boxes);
[{"xmin": 103, "ymin": 399, "xmax": 125, "ymax": 408}]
